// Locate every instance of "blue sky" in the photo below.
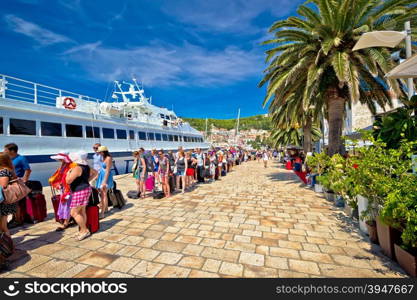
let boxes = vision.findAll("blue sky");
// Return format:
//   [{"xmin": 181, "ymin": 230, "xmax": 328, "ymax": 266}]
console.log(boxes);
[{"xmin": 1, "ymin": 0, "xmax": 304, "ymax": 119}]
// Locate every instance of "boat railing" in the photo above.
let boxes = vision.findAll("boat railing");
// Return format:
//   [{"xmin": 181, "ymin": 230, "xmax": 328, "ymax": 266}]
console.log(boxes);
[{"xmin": 0, "ymin": 74, "xmax": 102, "ymax": 107}]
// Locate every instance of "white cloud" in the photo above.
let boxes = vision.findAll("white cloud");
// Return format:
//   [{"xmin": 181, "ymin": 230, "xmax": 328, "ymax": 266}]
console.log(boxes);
[
  {"xmin": 62, "ymin": 41, "xmax": 264, "ymax": 87},
  {"xmin": 4, "ymin": 14, "xmax": 73, "ymax": 46},
  {"xmin": 160, "ymin": 0, "xmax": 300, "ymax": 33}
]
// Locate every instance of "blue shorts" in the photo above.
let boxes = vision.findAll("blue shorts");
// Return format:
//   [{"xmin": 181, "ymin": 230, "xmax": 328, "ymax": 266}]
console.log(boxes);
[{"xmin": 176, "ymin": 170, "xmax": 185, "ymax": 176}]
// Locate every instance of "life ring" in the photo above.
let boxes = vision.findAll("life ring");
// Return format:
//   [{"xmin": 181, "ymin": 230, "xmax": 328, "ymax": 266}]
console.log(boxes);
[{"xmin": 63, "ymin": 97, "xmax": 77, "ymax": 110}]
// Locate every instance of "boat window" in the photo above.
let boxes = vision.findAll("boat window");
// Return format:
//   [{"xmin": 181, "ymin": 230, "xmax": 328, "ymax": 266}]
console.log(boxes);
[
  {"xmin": 155, "ymin": 133, "xmax": 162, "ymax": 141},
  {"xmin": 86, "ymin": 126, "xmax": 101, "ymax": 138},
  {"xmin": 10, "ymin": 118, "xmax": 36, "ymax": 136},
  {"xmin": 165, "ymin": 115, "xmax": 170, "ymax": 120},
  {"xmin": 160, "ymin": 114, "xmax": 165, "ymax": 119},
  {"xmin": 184, "ymin": 136, "xmax": 188, "ymax": 142},
  {"xmin": 148, "ymin": 132, "xmax": 155, "ymax": 140},
  {"xmin": 103, "ymin": 128, "xmax": 115, "ymax": 139},
  {"xmin": 0, "ymin": 117, "xmax": 3, "ymax": 134},
  {"xmin": 116, "ymin": 129, "xmax": 127, "ymax": 139},
  {"xmin": 41, "ymin": 122, "xmax": 62, "ymax": 137},
  {"xmin": 138, "ymin": 131, "xmax": 147, "ymax": 140},
  {"xmin": 162, "ymin": 134, "xmax": 168, "ymax": 141},
  {"xmin": 129, "ymin": 130, "xmax": 135, "ymax": 140},
  {"xmin": 66, "ymin": 124, "xmax": 83, "ymax": 138},
  {"xmin": 168, "ymin": 134, "xmax": 173, "ymax": 142},
  {"xmin": 174, "ymin": 135, "xmax": 179, "ymax": 142}
]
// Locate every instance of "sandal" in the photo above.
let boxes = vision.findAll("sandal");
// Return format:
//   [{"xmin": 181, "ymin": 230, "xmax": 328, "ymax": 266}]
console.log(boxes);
[
  {"xmin": 78, "ymin": 231, "xmax": 91, "ymax": 241},
  {"xmin": 55, "ymin": 224, "xmax": 69, "ymax": 232}
]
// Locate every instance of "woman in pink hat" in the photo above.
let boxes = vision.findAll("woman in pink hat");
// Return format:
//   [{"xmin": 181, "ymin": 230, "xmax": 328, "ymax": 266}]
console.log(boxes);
[{"xmin": 49, "ymin": 151, "xmax": 76, "ymax": 231}]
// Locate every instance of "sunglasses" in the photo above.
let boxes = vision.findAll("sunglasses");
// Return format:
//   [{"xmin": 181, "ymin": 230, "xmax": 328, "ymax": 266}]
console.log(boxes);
[{"xmin": 93, "ymin": 147, "xmax": 98, "ymax": 150}]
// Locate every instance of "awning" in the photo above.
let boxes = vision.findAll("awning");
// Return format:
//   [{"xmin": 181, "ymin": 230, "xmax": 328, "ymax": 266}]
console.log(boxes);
[
  {"xmin": 386, "ymin": 54, "xmax": 417, "ymax": 79},
  {"xmin": 352, "ymin": 31, "xmax": 406, "ymax": 51}
]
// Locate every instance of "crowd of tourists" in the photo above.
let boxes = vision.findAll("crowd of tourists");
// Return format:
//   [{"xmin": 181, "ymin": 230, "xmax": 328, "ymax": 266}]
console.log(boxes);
[{"xmin": 0, "ymin": 142, "xmax": 265, "ymax": 269}]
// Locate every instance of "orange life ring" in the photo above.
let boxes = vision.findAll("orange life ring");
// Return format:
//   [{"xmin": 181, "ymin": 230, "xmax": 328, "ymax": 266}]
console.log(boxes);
[{"xmin": 63, "ymin": 97, "xmax": 77, "ymax": 110}]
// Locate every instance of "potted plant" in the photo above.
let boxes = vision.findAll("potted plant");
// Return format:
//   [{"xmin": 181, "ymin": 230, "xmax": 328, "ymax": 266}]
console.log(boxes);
[
  {"xmin": 306, "ymin": 152, "xmax": 330, "ymax": 193},
  {"xmin": 381, "ymin": 173, "xmax": 417, "ymax": 276}
]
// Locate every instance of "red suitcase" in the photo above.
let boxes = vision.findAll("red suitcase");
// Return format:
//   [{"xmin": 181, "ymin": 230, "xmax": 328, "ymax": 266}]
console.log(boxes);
[
  {"xmin": 25, "ymin": 193, "xmax": 47, "ymax": 223},
  {"xmin": 86, "ymin": 206, "xmax": 99, "ymax": 233},
  {"xmin": 51, "ymin": 194, "xmax": 61, "ymax": 223}
]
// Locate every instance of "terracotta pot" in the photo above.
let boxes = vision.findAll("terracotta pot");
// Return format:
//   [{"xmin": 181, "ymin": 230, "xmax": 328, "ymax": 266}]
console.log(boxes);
[
  {"xmin": 365, "ymin": 220, "xmax": 378, "ymax": 244},
  {"xmin": 394, "ymin": 244, "xmax": 417, "ymax": 277},
  {"xmin": 376, "ymin": 217, "xmax": 402, "ymax": 259}
]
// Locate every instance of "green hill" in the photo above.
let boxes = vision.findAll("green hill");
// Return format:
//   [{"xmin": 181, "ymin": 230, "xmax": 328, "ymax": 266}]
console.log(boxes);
[{"xmin": 182, "ymin": 115, "xmax": 272, "ymax": 132}]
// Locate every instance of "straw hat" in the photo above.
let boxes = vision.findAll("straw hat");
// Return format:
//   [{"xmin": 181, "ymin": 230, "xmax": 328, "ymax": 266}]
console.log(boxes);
[
  {"xmin": 50, "ymin": 151, "xmax": 72, "ymax": 163},
  {"xmin": 97, "ymin": 146, "xmax": 108, "ymax": 152},
  {"xmin": 69, "ymin": 151, "xmax": 88, "ymax": 165}
]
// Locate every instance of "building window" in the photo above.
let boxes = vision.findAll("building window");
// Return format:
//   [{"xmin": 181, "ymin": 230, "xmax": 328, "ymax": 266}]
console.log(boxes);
[
  {"xmin": 66, "ymin": 124, "xmax": 83, "ymax": 138},
  {"xmin": 129, "ymin": 130, "xmax": 135, "ymax": 140},
  {"xmin": 103, "ymin": 128, "xmax": 115, "ymax": 139},
  {"xmin": 0, "ymin": 117, "xmax": 3, "ymax": 134},
  {"xmin": 10, "ymin": 118, "xmax": 36, "ymax": 135},
  {"xmin": 148, "ymin": 132, "xmax": 155, "ymax": 140},
  {"xmin": 155, "ymin": 133, "xmax": 162, "ymax": 141},
  {"xmin": 86, "ymin": 126, "xmax": 100, "ymax": 138},
  {"xmin": 138, "ymin": 132, "xmax": 147, "ymax": 140},
  {"xmin": 41, "ymin": 121, "xmax": 62, "ymax": 137},
  {"xmin": 116, "ymin": 129, "xmax": 127, "ymax": 139},
  {"xmin": 162, "ymin": 134, "xmax": 168, "ymax": 141}
]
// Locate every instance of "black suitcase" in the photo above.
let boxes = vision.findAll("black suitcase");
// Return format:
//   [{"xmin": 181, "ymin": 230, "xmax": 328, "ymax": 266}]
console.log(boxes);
[
  {"xmin": 127, "ymin": 190, "xmax": 140, "ymax": 199},
  {"xmin": 88, "ymin": 188, "xmax": 100, "ymax": 206},
  {"xmin": 168, "ymin": 175, "xmax": 176, "ymax": 192},
  {"xmin": 153, "ymin": 191, "xmax": 165, "ymax": 199}
]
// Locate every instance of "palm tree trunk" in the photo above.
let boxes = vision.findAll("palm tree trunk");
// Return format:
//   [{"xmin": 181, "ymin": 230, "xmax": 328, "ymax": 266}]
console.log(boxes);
[
  {"xmin": 303, "ymin": 117, "xmax": 312, "ymax": 153},
  {"xmin": 327, "ymin": 87, "xmax": 345, "ymax": 156}
]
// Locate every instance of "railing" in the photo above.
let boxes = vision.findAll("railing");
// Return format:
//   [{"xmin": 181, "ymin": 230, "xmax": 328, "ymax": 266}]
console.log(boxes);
[{"xmin": 0, "ymin": 74, "xmax": 102, "ymax": 107}]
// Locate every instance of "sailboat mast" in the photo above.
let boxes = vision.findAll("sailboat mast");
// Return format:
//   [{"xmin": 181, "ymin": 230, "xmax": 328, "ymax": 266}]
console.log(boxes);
[{"xmin": 235, "ymin": 108, "xmax": 240, "ymax": 144}]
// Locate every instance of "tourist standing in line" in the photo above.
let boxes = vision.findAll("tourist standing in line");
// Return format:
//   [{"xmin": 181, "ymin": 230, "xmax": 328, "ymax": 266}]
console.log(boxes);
[
  {"xmin": 195, "ymin": 148, "xmax": 205, "ymax": 183},
  {"xmin": 49, "ymin": 151, "xmax": 76, "ymax": 231},
  {"xmin": 185, "ymin": 151, "xmax": 196, "ymax": 189},
  {"xmin": 66, "ymin": 151, "xmax": 97, "ymax": 241},
  {"xmin": 152, "ymin": 149, "xmax": 160, "ymax": 188},
  {"xmin": 138, "ymin": 148, "xmax": 148, "ymax": 199},
  {"xmin": 92, "ymin": 143, "xmax": 103, "ymax": 172},
  {"xmin": 263, "ymin": 150, "xmax": 269, "ymax": 168},
  {"xmin": 3, "ymin": 143, "xmax": 31, "ymax": 227},
  {"xmin": 132, "ymin": 151, "xmax": 141, "ymax": 197},
  {"xmin": 175, "ymin": 151, "xmax": 187, "ymax": 194},
  {"xmin": 95, "ymin": 146, "xmax": 114, "ymax": 219},
  {"xmin": 0, "ymin": 152, "xmax": 17, "ymax": 269},
  {"xmin": 158, "ymin": 150, "xmax": 171, "ymax": 197}
]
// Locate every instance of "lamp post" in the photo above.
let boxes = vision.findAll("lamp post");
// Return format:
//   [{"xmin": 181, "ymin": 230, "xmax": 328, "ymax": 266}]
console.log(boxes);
[{"xmin": 353, "ymin": 21, "xmax": 414, "ymax": 98}]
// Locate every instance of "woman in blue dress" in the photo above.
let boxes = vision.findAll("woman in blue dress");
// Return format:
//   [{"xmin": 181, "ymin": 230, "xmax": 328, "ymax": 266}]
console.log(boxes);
[{"xmin": 95, "ymin": 146, "xmax": 114, "ymax": 219}]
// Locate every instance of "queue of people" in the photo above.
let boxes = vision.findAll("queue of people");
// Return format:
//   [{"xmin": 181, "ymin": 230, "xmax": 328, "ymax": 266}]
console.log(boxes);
[{"xmin": 0, "ymin": 142, "xmax": 253, "ymax": 269}]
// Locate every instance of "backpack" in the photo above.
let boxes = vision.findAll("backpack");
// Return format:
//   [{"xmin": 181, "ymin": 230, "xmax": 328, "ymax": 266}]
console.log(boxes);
[{"xmin": 144, "ymin": 153, "xmax": 155, "ymax": 172}]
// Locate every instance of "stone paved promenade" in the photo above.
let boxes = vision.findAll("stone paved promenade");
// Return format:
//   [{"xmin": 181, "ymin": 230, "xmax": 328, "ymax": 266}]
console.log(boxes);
[{"xmin": 0, "ymin": 161, "xmax": 407, "ymax": 278}]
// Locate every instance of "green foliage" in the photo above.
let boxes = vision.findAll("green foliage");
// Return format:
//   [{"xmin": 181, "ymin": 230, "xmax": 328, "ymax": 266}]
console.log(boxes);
[
  {"xmin": 380, "ymin": 174, "xmax": 417, "ymax": 249},
  {"xmin": 183, "ymin": 115, "xmax": 272, "ymax": 132},
  {"xmin": 306, "ymin": 151, "xmax": 330, "ymax": 175},
  {"xmin": 373, "ymin": 96, "xmax": 417, "ymax": 149}
]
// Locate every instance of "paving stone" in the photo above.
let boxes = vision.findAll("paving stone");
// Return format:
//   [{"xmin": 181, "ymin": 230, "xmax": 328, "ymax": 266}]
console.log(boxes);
[
  {"xmin": 154, "ymin": 252, "xmax": 183, "ymax": 264},
  {"xmin": 189, "ymin": 270, "xmax": 220, "ymax": 278},
  {"xmin": 182, "ymin": 244, "xmax": 205, "ymax": 256},
  {"xmin": 289, "ymin": 259, "xmax": 320, "ymax": 275},
  {"xmin": 153, "ymin": 241, "xmax": 187, "ymax": 253},
  {"xmin": 300, "ymin": 251, "xmax": 334, "ymax": 264},
  {"xmin": 202, "ymin": 259, "xmax": 222, "ymax": 273},
  {"xmin": 115, "ymin": 246, "xmax": 141, "ymax": 257},
  {"xmin": 269, "ymin": 247, "xmax": 300, "ymax": 259},
  {"xmin": 74, "ymin": 266, "xmax": 112, "ymax": 278},
  {"xmin": 129, "ymin": 261, "xmax": 164, "ymax": 277},
  {"xmin": 178, "ymin": 256, "xmax": 206, "ymax": 269},
  {"xmin": 239, "ymin": 252, "xmax": 265, "ymax": 266},
  {"xmin": 27, "ymin": 259, "xmax": 76, "ymax": 277},
  {"xmin": 156, "ymin": 266, "xmax": 191, "ymax": 278},
  {"xmin": 265, "ymin": 256, "xmax": 289, "ymax": 270},
  {"xmin": 76, "ymin": 252, "xmax": 119, "ymax": 267},
  {"xmin": 106, "ymin": 257, "xmax": 138, "ymax": 273},
  {"xmin": 201, "ymin": 247, "xmax": 240, "ymax": 263},
  {"xmin": 243, "ymin": 265, "xmax": 278, "ymax": 278},
  {"xmin": 133, "ymin": 248, "xmax": 160, "ymax": 261},
  {"xmin": 219, "ymin": 262, "xmax": 244, "ymax": 276}
]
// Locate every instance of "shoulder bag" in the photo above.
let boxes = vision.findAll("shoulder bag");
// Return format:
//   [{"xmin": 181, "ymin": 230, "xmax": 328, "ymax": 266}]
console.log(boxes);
[{"xmin": 3, "ymin": 178, "xmax": 31, "ymax": 204}]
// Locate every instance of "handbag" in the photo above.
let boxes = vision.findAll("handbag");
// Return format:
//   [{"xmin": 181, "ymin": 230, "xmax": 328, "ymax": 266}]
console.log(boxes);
[
  {"xmin": 0, "ymin": 232, "xmax": 14, "ymax": 258},
  {"xmin": 3, "ymin": 178, "xmax": 31, "ymax": 204}
]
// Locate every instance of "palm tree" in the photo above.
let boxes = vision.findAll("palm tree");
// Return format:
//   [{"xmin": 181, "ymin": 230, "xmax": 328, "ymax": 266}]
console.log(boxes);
[
  {"xmin": 270, "ymin": 125, "xmax": 322, "ymax": 149},
  {"xmin": 269, "ymin": 92, "xmax": 323, "ymax": 152},
  {"xmin": 260, "ymin": 0, "xmax": 416, "ymax": 155}
]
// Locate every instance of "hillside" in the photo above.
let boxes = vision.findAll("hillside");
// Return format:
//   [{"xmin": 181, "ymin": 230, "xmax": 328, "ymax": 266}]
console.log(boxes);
[{"xmin": 183, "ymin": 115, "xmax": 272, "ymax": 132}]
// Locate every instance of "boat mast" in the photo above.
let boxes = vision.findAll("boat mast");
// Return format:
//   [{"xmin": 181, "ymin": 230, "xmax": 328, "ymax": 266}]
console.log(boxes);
[{"xmin": 235, "ymin": 108, "xmax": 240, "ymax": 145}]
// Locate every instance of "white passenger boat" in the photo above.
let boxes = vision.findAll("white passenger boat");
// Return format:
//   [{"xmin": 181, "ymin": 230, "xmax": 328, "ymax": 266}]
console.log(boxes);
[{"xmin": 0, "ymin": 74, "xmax": 209, "ymax": 185}]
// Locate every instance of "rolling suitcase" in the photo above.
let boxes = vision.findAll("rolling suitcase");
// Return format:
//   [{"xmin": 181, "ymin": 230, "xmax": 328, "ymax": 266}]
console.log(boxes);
[
  {"xmin": 127, "ymin": 190, "xmax": 140, "ymax": 199},
  {"xmin": 51, "ymin": 194, "xmax": 61, "ymax": 222},
  {"xmin": 168, "ymin": 175, "xmax": 176, "ymax": 192},
  {"xmin": 86, "ymin": 205, "xmax": 99, "ymax": 233},
  {"xmin": 25, "ymin": 193, "xmax": 47, "ymax": 223},
  {"xmin": 145, "ymin": 175, "xmax": 155, "ymax": 191}
]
